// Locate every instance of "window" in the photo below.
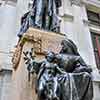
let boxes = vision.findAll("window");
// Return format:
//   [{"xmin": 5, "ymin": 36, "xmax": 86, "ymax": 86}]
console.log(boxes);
[
  {"xmin": 87, "ymin": 10, "xmax": 100, "ymax": 70},
  {"xmin": 87, "ymin": 10, "xmax": 100, "ymax": 26},
  {"xmin": 91, "ymin": 32, "xmax": 100, "ymax": 69}
]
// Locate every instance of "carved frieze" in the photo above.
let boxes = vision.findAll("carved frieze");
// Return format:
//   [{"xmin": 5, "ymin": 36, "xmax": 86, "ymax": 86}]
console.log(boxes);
[{"xmin": 71, "ymin": 0, "xmax": 82, "ymax": 6}]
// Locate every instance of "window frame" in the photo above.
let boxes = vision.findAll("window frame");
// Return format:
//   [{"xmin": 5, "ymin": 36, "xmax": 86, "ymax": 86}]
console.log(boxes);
[
  {"xmin": 87, "ymin": 10, "xmax": 100, "ymax": 26},
  {"xmin": 91, "ymin": 32, "xmax": 100, "ymax": 69}
]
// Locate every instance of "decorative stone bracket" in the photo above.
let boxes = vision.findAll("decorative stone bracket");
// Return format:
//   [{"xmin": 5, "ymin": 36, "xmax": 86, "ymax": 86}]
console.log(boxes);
[{"xmin": 12, "ymin": 27, "xmax": 65, "ymax": 70}]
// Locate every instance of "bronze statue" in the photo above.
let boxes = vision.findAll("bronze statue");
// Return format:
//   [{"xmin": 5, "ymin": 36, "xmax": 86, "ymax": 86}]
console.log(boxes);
[
  {"xmin": 24, "ymin": 39, "xmax": 93, "ymax": 100},
  {"xmin": 18, "ymin": 0, "xmax": 62, "ymax": 38},
  {"xmin": 54, "ymin": 39, "xmax": 93, "ymax": 100},
  {"xmin": 24, "ymin": 50, "xmax": 64, "ymax": 100}
]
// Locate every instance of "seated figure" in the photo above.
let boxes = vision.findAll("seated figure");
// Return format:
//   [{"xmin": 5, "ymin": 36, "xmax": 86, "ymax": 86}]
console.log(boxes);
[
  {"xmin": 55, "ymin": 39, "xmax": 92, "ymax": 73},
  {"xmin": 54, "ymin": 39, "xmax": 93, "ymax": 100}
]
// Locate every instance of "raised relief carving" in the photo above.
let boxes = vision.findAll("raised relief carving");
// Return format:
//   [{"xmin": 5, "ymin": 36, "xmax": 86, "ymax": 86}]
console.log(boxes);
[{"xmin": 71, "ymin": 0, "xmax": 82, "ymax": 6}]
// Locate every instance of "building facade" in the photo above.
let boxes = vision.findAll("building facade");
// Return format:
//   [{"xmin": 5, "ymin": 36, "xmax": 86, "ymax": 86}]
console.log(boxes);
[
  {"xmin": 0, "ymin": 0, "xmax": 100, "ymax": 100},
  {"xmin": 59, "ymin": 1, "xmax": 100, "ymax": 99}
]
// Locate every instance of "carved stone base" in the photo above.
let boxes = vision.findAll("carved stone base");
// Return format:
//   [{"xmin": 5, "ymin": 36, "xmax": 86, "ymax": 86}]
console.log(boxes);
[
  {"xmin": 12, "ymin": 28, "xmax": 65, "ymax": 70},
  {"xmin": 22, "ymin": 27, "xmax": 65, "ymax": 54},
  {"xmin": 11, "ymin": 27, "xmax": 66, "ymax": 100}
]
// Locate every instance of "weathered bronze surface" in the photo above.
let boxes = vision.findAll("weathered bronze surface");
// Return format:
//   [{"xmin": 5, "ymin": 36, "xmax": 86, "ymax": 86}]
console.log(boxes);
[
  {"xmin": 15, "ymin": 0, "xmax": 93, "ymax": 99},
  {"xmin": 24, "ymin": 39, "xmax": 93, "ymax": 100},
  {"xmin": 18, "ymin": 0, "xmax": 62, "ymax": 38}
]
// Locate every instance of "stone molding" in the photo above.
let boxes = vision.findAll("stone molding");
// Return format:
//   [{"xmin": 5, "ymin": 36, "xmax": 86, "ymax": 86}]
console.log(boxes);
[
  {"xmin": 82, "ymin": 0, "xmax": 100, "ymax": 8},
  {"xmin": 60, "ymin": 13, "xmax": 74, "ymax": 22},
  {"xmin": 71, "ymin": 0, "xmax": 82, "ymax": 6}
]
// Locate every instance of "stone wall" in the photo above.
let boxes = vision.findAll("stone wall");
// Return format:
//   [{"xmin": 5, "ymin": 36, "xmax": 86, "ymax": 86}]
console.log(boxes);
[{"xmin": 0, "ymin": 70, "xmax": 12, "ymax": 100}]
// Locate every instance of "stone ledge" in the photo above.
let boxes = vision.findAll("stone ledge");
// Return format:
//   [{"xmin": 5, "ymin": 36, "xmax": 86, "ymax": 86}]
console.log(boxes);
[
  {"xmin": 82, "ymin": 0, "xmax": 100, "ymax": 8},
  {"xmin": 60, "ymin": 13, "xmax": 74, "ymax": 22},
  {"xmin": 22, "ymin": 27, "xmax": 66, "ymax": 53},
  {"xmin": 0, "ymin": 69, "xmax": 12, "ymax": 73},
  {"xmin": 89, "ymin": 25, "xmax": 100, "ymax": 33}
]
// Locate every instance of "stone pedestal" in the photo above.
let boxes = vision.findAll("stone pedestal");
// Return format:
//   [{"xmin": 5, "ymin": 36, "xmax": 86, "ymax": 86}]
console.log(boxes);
[{"xmin": 11, "ymin": 28, "xmax": 65, "ymax": 100}]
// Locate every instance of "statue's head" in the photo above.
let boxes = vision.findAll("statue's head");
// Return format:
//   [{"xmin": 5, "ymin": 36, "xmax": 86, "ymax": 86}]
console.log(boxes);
[
  {"xmin": 60, "ymin": 39, "xmax": 79, "ymax": 55},
  {"xmin": 45, "ymin": 51, "xmax": 55, "ymax": 62}
]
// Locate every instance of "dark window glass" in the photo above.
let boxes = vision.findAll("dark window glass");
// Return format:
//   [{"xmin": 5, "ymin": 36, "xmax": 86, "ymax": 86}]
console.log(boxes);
[
  {"xmin": 91, "ymin": 32, "xmax": 100, "ymax": 69},
  {"xmin": 87, "ymin": 10, "xmax": 100, "ymax": 26}
]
